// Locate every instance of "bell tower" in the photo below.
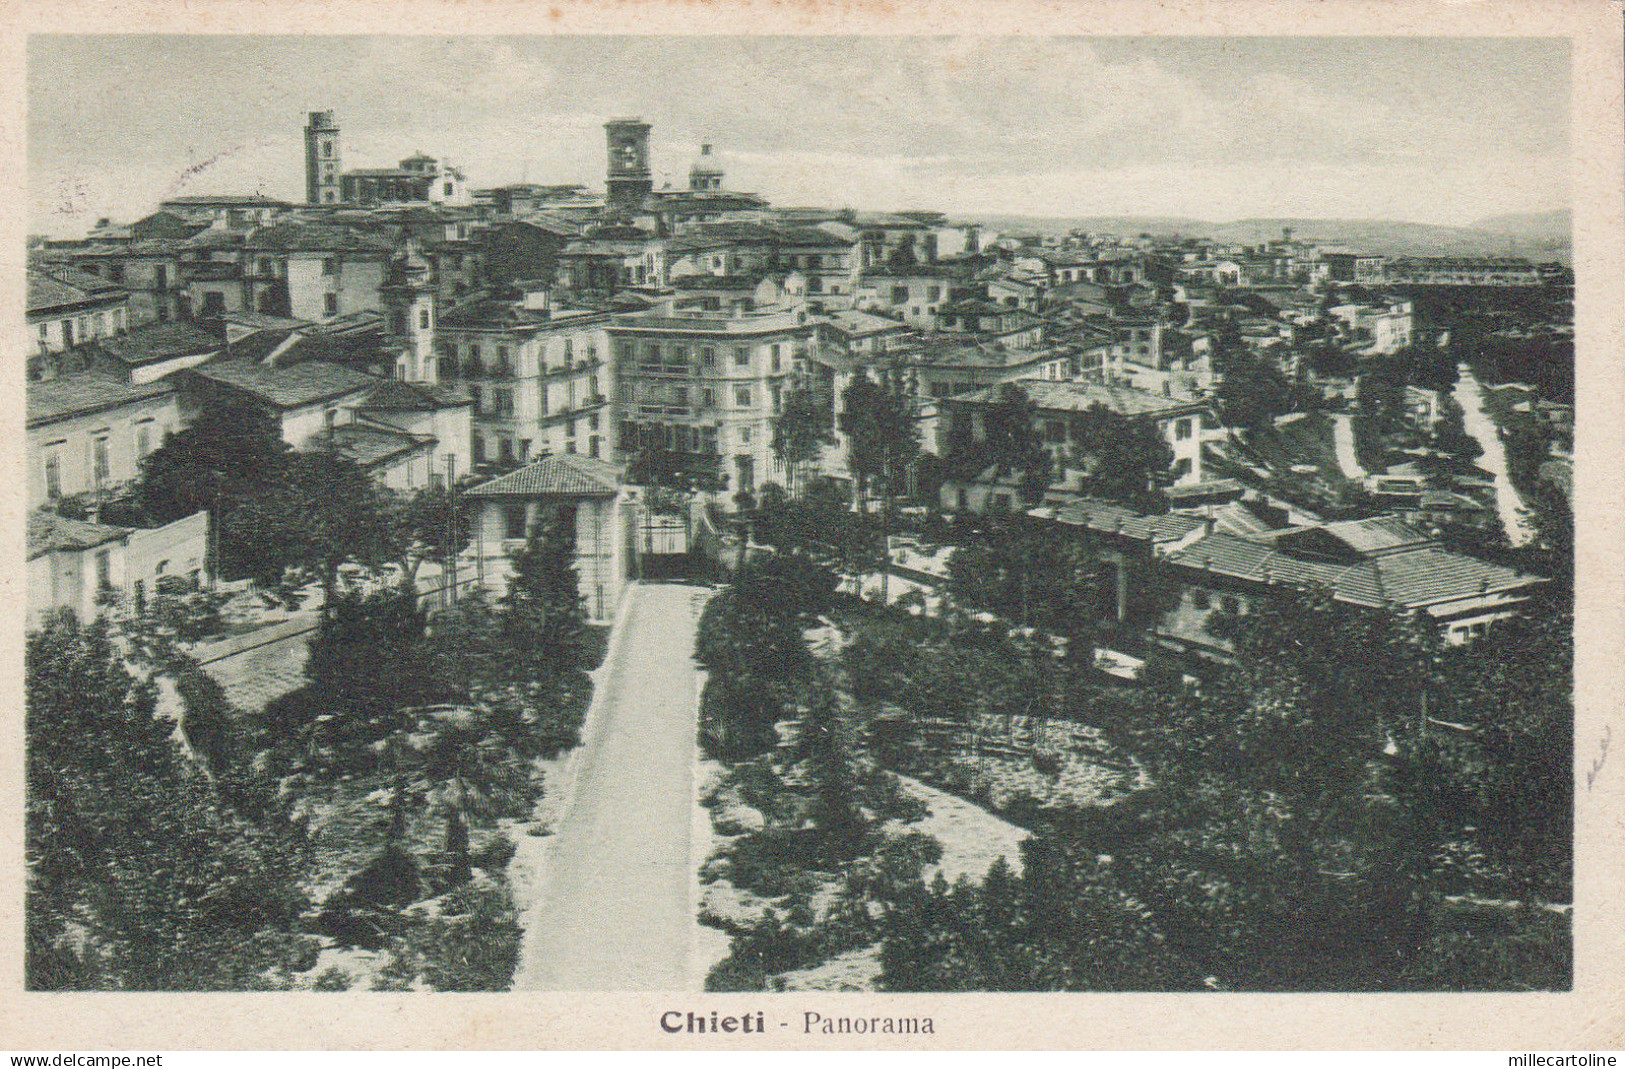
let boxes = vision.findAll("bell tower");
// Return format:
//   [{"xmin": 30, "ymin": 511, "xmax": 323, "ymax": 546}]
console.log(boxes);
[
  {"xmin": 381, "ymin": 239, "xmax": 438, "ymax": 382},
  {"xmin": 305, "ymin": 110, "xmax": 342, "ymax": 205},
  {"xmin": 604, "ymin": 117, "xmax": 653, "ymax": 208}
]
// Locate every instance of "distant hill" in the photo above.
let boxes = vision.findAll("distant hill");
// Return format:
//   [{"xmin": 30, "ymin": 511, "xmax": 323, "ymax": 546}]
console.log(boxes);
[
  {"xmin": 952, "ymin": 211, "xmax": 1572, "ymax": 264},
  {"xmin": 1467, "ymin": 208, "xmax": 1571, "ymax": 244}
]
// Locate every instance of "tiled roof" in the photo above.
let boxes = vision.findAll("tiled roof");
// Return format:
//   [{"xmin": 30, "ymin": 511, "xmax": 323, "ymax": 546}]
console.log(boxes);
[
  {"xmin": 89, "ymin": 320, "xmax": 221, "ymax": 367},
  {"xmin": 162, "ymin": 194, "xmax": 290, "ymax": 207},
  {"xmin": 1164, "ymin": 531, "xmax": 1543, "ymax": 610},
  {"xmin": 955, "ymin": 378, "xmax": 1206, "ymax": 419},
  {"xmin": 27, "ymin": 266, "xmax": 127, "ymax": 313},
  {"xmin": 192, "ymin": 360, "xmax": 381, "ymax": 409},
  {"xmin": 244, "ymin": 223, "xmax": 396, "ymax": 254},
  {"xmin": 1312, "ymin": 515, "xmax": 1432, "ymax": 556},
  {"xmin": 1042, "ymin": 498, "xmax": 1206, "ymax": 544},
  {"xmin": 358, "ymin": 379, "xmax": 472, "ymax": 411},
  {"xmin": 465, "ymin": 454, "xmax": 622, "ymax": 498},
  {"xmin": 27, "ymin": 511, "xmax": 130, "ymax": 560},
  {"xmin": 311, "ymin": 424, "xmax": 426, "ymax": 467},
  {"xmin": 28, "ymin": 372, "xmax": 174, "ymax": 428}
]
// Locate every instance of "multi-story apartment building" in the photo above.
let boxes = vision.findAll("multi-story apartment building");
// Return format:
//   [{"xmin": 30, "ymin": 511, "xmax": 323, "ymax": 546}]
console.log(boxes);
[
  {"xmin": 27, "ymin": 372, "xmax": 183, "ymax": 511},
  {"xmin": 1384, "ymin": 256, "xmax": 1544, "ymax": 287},
  {"xmin": 437, "ymin": 293, "xmax": 613, "ymax": 467},
  {"xmin": 607, "ymin": 301, "xmax": 814, "ymax": 501},
  {"xmin": 666, "ymin": 223, "xmax": 861, "ymax": 312},
  {"xmin": 26, "ymin": 266, "xmax": 132, "ymax": 373},
  {"xmin": 241, "ymin": 222, "xmax": 396, "ymax": 322},
  {"xmin": 36, "ymin": 239, "xmax": 189, "ymax": 326}
]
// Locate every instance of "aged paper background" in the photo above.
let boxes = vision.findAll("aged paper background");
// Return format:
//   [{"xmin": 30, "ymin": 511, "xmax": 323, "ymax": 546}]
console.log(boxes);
[{"xmin": 0, "ymin": 0, "xmax": 1619, "ymax": 1050}]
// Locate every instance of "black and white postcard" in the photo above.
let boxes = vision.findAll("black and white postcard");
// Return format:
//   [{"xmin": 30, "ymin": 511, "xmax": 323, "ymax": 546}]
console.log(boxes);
[{"xmin": 4, "ymin": 0, "xmax": 1621, "ymax": 1052}]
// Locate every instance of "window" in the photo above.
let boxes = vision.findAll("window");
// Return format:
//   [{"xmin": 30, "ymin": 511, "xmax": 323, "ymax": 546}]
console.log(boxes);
[
  {"xmin": 419, "ymin": 309, "xmax": 430, "ymax": 330},
  {"xmin": 323, "ymin": 142, "xmax": 333, "ymax": 158},
  {"xmin": 733, "ymin": 347, "xmax": 749, "ymax": 368},
  {"xmin": 43, "ymin": 450, "xmax": 61, "ymax": 500},
  {"xmin": 321, "ymin": 258, "xmax": 336, "ymax": 276},
  {"xmin": 95, "ymin": 550, "xmax": 112, "ymax": 591},
  {"xmin": 770, "ymin": 344, "xmax": 782, "ymax": 372},
  {"xmin": 892, "ymin": 286, "xmax": 908, "ymax": 303},
  {"xmin": 589, "ymin": 436, "xmax": 600, "ymax": 458},
  {"xmin": 588, "ymin": 413, "xmax": 599, "ymax": 431},
  {"xmin": 92, "ymin": 437, "xmax": 110, "ymax": 487},
  {"xmin": 1045, "ymin": 420, "xmax": 1066, "ymax": 444},
  {"xmin": 701, "ymin": 426, "xmax": 719, "ymax": 454},
  {"xmin": 735, "ymin": 386, "xmax": 752, "ymax": 407},
  {"xmin": 324, "ymin": 293, "xmax": 338, "ymax": 315},
  {"xmin": 135, "ymin": 421, "xmax": 153, "ymax": 459},
  {"xmin": 617, "ymin": 381, "xmax": 634, "ymax": 403},
  {"xmin": 1192, "ymin": 588, "xmax": 1211, "ymax": 610},
  {"xmin": 701, "ymin": 388, "xmax": 715, "ymax": 409},
  {"xmin": 739, "ymin": 424, "xmax": 752, "ymax": 444},
  {"xmin": 700, "ymin": 346, "xmax": 715, "ymax": 367},
  {"xmin": 443, "ymin": 181, "xmax": 454, "ymax": 197},
  {"xmin": 928, "ymin": 286, "xmax": 941, "ymax": 302},
  {"xmin": 504, "ymin": 504, "xmax": 527, "ymax": 540},
  {"xmin": 675, "ymin": 387, "xmax": 689, "ymax": 407},
  {"xmin": 1175, "ymin": 418, "xmax": 1193, "ymax": 440},
  {"xmin": 771, "ymin": 383, "xmax": 782, "ymax": 412},
  {"xmin": 494, "ymin": 388, "xmax": 514, "ymax": 417},
  {"xmin": 498, "ymin": 437, "xmax": 514, "ymax": 463},
  {"xmin": 472, "ymin": 434, "xmax": 485, "ymax": 462},
  {"xmin": 1172, "ymin": 458, "xmax": 1192, "ymax": 477}
]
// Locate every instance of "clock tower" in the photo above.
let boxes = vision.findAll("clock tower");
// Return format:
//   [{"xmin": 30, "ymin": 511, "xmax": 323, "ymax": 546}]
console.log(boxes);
[{"xmin": 604, "ymin": 117, "xmax": 653, "ymax": 208}]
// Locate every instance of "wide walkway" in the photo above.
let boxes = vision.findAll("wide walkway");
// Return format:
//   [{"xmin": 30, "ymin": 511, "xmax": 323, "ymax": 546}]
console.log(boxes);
[
  {"xmin": 513, "ymin": 582, "xmax": 711, "ymax": 990},
  {"xmin": 1453, "ymin": 364, "xmax": 1537, "ymax": 546}
]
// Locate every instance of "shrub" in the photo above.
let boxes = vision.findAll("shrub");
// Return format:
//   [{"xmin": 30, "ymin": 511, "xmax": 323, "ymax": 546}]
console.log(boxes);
[{"xmin": 312, "ymin": 966, "xmax": 352, "ymax": 991}]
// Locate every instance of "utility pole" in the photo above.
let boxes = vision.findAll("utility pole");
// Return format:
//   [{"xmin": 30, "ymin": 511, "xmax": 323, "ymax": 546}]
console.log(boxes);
[{"xmin": 444, "ymin": 453, "xmax": 458, "ymax": 606}]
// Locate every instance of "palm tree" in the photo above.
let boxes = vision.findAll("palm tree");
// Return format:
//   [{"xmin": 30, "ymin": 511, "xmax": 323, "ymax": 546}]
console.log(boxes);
[{"xmin": 396, "ymin": 706, "xmax": 533, "ymax": 887}]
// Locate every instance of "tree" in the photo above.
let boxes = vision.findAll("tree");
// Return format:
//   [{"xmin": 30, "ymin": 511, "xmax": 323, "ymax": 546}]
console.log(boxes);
[
  {"xmin": 136, "ymin": 395, "xmax": 290, "ymax": 526},
  {"xmin": 839, "ymin": 370, "xmax": 920, "ymax": 603},
  {"xmin": 26, "ymin": 613, "xmax": 313, "ymax": 989},
  {"xmin": 382, "ymin": 484, "xmax": 470, "ymax": 587},
  {"xmin": 1063, "ymin": 403, "xmax": 1175, "ymax": 511},
  {"xmin": 498, "ymin": 521, "xmax": 589, "ymax": 683},
  {"xmin": 772, "ymin": 385, "xmax": 828, "ymax": 499},
  {"xmin": 1215, "ymin": 352, "xmax": 1295, "ymax": 432},
  {"xmin": 282, "ymin": 448, "xmax": 393, "ymax": 615},
  {"xmin": 970, "ymin": 383, "xmax": 1053, "ymax": 507},
  {"xmin": 394, "ymin": 706, "xmax": 536, "ymax": 886}
]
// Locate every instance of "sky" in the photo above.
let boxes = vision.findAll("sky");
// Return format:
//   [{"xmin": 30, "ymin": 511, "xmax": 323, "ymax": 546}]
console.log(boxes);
[{"xmin": 28, "ymin": 35, "xmax": 1571, "ymax": 237}]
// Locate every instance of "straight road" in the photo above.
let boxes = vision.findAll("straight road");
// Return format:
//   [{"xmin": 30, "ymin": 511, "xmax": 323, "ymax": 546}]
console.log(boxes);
[{"xmin": 514, "ymin": 582, "xmax": 711, "ymax": 991}]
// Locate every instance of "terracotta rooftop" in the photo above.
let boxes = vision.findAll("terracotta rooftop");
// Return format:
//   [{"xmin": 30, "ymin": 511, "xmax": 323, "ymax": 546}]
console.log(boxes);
[
  {"xmin": 28, "ymin": 373, "xmax": 175, "ymax": 428},
  {"xmin": 27, "ymin": 266, "xmax": 127, "ymax": 313},
  {"xmin": 192, "ymin": 360, "xmax": 381, "ymax": 409},
  {"xmin": 27, "ymin": 511, "xmax": 131, "ymax": 560},
  {"xmin": 954, "ymin": 378, "xmax": 1207, "ymax": 419},
  {"xmin": 1163, "ymin": 531, "xmax": 1544, "ymax": 611},
  {"xmin": 358, "ymin": 379, "xmax": 472, "ymax": 411},
  {"xmin": 464, "ymin": 454, "xmax": 622, "ymax": 498}
]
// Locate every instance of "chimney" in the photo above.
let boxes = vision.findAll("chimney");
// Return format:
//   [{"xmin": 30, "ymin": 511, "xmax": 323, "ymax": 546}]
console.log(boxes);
[{"xmin": 701, "ymin": 143, "xmax": 713, "ymax": 156}]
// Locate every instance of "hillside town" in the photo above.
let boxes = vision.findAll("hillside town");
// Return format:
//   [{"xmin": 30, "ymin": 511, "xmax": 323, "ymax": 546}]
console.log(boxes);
[{"xmin": 27, "ymin": 109, "xmax": 1574, "ymax": 994}]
